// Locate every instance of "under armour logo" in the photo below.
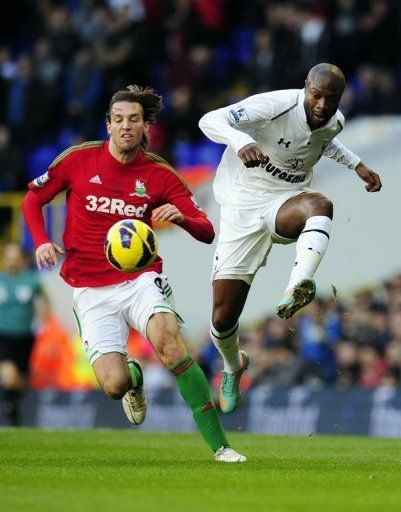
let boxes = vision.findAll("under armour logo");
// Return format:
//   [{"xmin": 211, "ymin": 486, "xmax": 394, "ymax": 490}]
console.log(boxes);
[{"xmin": 278, "ymin": 138, "xmax": 291, "ymax": 148}]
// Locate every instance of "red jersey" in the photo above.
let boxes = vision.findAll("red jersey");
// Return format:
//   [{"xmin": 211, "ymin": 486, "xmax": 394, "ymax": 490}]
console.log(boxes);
[{"xmin": 22, "ymin": 141, "xmax": 215, "ymax": 287}]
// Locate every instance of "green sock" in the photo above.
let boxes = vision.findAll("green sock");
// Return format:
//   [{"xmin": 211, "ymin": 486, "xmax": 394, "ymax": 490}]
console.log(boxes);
[
  {"xmin": 128, "ymin": 360, "xmax": 143, "ymax": 388},
  {"xmin": 169, "ymin": 355, "xmax": 229, "ymax": 452}
]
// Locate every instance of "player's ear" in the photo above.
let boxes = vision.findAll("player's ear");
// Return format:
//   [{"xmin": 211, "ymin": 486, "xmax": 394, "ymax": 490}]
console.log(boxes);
[
  {"xmin": 143, "ymin": 121, "xmax": 150, "ymax": 135},
  {"xmin": 106, "ymin": 122, "xmax": 111, "ymax": 136}
]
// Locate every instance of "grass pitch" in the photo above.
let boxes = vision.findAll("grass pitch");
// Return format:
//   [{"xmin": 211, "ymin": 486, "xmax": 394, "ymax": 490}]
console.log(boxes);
[{"xmin": 1, "ymin": 429, "xmax": 401, "ymax": 512}]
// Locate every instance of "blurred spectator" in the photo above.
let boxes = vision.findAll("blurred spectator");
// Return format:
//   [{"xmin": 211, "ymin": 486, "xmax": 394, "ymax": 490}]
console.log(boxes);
[
  {"xmin": 328, "ymin": 0, "xmax": 360, "ymax": 75},
  {"xmin": 0, "ymin": 123, "xmax": 24, "ymax": 236},
  {"xmin": 296, "ymin": 0, "xmax": 330, "ymax": 79},
  {"xmin": 386, "ymin": 274, "xmax": 401, "ymax": 309},
  {"xmin": 374, "ymin": 69, "xmax": 401, "ymax": 115},
  {"xmin": 348, "ymin": 64, "xmax": 379, "ymax": 116},
  {"xmin": 107, "ymin": 0, "xmax": 146, "ymax": 23},
  {"xmin": 366, "ymin": 304, "xmax": 390, "ymax": 348},
  {"xmin": 359, "ymin": 0, "xmax": 399, "ymax": 68},
  {"xmin": 65, "ymin": 47, "xmax": 103, "ymax": 138},
  {"xmin": 0, "ymin": 46, "xmax": 16, "ymax": 81},
  {"xmin": 342, "ymin": 289, "xmax": 374, "ymax": 341},
  {"xmin": 95, "ymin": 10, "xmax": 150, "ymax": 95},
  {"xmin": 194, "ymin": 0, "xmax": 228, "ymax": 34},
  {"xmin": 388, "ymin": 310, "xmax": 401, "ymax": 344},
  {"xmin": 297, "ymin": 299, "xmax": 338, "ymax": 384},
  {"xmin": 29, "ymin": 310, "xmax": 76, "ymax": 391},
  {"xmin": 358, "ymin": 344, "xmax": 388, "ymax": 388},
  {"xmin": 263, "ymin": 1, "xmax": 301, "ymax": 88},
  {"xmin": 254, "ymin": 343, "xmax": 304, "ymax": 387},
  {"xmin": 164, "ymin": 0, "xmax": 207, "ymax": 53},
  {"xmin": 41, "ymin": 5, "xmax": 77, "ymax": 63},
  {"xmin": 73, "ymin": 1, "xmax": 110, "ymax": 47},
  {"xmin": 32, "ymin": 38, "xmax": 62, "ymax": 89},
  {"xmin": 334, "ymin": 339, "xmax": 359, "ymax": 388},
  {"xmin": 384, "ymin": 340, "xmax": 401, "ymax": 383},
  {"xmin": 0, "ymin": 125, "xmax": 23, "ymax": 192},
  {"xmin": 0, "ymin": 243, "xmax": 45, "ymax": 425},
  {"xmin": 196, "ymin": 337, "xmax": 220, "ymax": 381},
  {"xmin": 164, "ymin": 85, "xmax": 201, "ymax": 145},
  {"xmin": 0, "ymin": 0, "xmax": 398, "ymax": 178},
  {"xmin": 3, "ymin": 54, "xmax": 57, "ymax": 146},
  {"xmin": 258, "ymin": 316, "xmax": 295, "ymax": 348},
  {"xmin": 167, "ymin": 44, "xmax": 213, "ymax": 95},
  {"xmin": 246, "ymin": 29, "xmax": 275, "ymax": 92}
]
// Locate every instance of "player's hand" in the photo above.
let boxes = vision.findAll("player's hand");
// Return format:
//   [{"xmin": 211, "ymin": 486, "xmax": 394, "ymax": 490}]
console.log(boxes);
[
  {"xmin": 238, "ymin": 143, "xmax": 269, "ymax": 168},
  {"xmin": 152, "ymin": 204, "xmax": 184, "ymax": 224},
  {"xmin": 355, "ymin": 162, "xmax": 382, "ymax": 192},
  {"xmin": 36, "ymin": 242, "xmax": 65, "ymax": 271}
]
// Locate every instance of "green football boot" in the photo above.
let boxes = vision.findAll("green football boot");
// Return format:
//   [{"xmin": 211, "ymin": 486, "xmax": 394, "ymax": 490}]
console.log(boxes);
[
  {"xmin": 219, "ymin": 350, "xmax": 250, "ymax": 414},
  {"xmin": 276, "ymin": 278, "xmax": 316, "ymax": 320}
]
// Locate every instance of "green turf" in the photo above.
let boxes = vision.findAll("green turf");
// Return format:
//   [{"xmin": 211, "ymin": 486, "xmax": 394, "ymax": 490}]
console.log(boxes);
[{"xmin": 1, "ymin": 429, "xmax": 401, "ymax": 512}]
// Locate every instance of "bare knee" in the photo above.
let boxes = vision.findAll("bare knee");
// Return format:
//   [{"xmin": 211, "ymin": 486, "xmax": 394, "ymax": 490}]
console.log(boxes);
[
  {"xmin": 102, "ymin": 376, "xmax": 129, "ymax": 400},
  {"xmin": 93, "ymin": 353, "xmax": 131, "ymax": 399},
  {"xmin": 305, "ymin": 193, "xmax": 333, "ymax": 219},
  {"xmin": 211, "ymin": 280, "xmax": 249, "ymax": 332},
  {"xmin": 212, "ymin": 305, "xmax": 239, "ymax": 333}
]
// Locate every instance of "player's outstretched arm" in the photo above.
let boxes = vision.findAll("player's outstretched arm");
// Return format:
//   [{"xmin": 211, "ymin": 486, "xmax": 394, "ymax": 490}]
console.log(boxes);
[
  {"xmin": 355, "ymin": 162, "xmax": 382, "ymax": 192},
  {"xmin": 238, "ymin": 143, "xmax": 269, "ymax": 168},
  {"xmin": 36, "ymin": 242, "xmax": 65, "ymax": 271}
]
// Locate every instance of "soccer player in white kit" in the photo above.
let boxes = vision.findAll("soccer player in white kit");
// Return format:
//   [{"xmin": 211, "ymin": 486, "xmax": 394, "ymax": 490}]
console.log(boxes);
[{"xmin": 199, "ymin": 63, "xmax": 382, "ymax": 414}]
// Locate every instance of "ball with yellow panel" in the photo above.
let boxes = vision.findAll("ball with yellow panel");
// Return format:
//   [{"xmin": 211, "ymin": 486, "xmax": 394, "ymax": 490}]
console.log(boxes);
[{"xmin": 104, "ymin": 219, "xmax": 158, "ymax": 273}]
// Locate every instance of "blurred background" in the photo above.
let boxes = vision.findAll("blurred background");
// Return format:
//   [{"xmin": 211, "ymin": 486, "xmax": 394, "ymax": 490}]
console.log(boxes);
[{"xmin": 0, "ymin": 0, "xmax": 401, "ymax": 435}]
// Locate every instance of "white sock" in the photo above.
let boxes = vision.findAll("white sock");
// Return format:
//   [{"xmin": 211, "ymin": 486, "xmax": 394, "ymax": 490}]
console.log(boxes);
[
  {"xmin": 210, "ymin": 322, "xmax": 242, "ymax": 373},
  {"xmin": 285, "ymin": 215, "xmax": 332, "ymax": 293}
]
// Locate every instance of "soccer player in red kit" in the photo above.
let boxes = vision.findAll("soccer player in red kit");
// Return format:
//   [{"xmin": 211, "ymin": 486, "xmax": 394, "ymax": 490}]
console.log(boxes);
[{"xmin": 22, "ymin": 85, "xmax": 246, "ymax": 462}]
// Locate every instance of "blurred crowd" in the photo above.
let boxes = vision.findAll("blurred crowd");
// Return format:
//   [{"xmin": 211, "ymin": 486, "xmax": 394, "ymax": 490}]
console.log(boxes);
[
  {"xmin": 192, "ymin": 274, "xmax": 401, "ymax": 391},
  {"xmin": 0, "ymin": 0, "xmax": 400, "ymax": 392},
  {"xmin": 0, "ymin": 0, "xmax": 400, "ymax": 194},
  {"xmin": 2, "ymin": 245, "xmax": 401, "ymax": 397}
]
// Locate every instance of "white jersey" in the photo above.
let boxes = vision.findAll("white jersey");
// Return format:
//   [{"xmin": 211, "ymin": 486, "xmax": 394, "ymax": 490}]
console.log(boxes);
[{"xmin": 199, "ymin": 88, "xmax": 361, "ymax": 208}]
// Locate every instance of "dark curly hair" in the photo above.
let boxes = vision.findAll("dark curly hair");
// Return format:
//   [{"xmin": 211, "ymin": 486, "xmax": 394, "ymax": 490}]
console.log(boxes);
[{"xmin": 106, "ymin": 84, "xmax": 163, "ymax": 148}]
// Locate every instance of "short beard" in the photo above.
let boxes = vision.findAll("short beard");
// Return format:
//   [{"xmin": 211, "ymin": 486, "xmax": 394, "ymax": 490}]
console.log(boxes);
[{"xmin": 116, "ymin": 140, "xmax": 139, "ymax": 154}]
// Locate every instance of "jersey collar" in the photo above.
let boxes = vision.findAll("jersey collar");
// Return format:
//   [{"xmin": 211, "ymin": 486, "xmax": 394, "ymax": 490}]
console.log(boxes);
[{"xmin": 104, "ymin": 141, "xmax": 144, "ymax": 168}]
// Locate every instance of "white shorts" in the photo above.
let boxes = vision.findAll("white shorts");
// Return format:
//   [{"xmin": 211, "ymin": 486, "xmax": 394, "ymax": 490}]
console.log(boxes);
[
  {"xmin": 212, "ymin": 188, "xmax": 310, "ymax": 280},
  {"xmin": 72, "ymin": 271, "xmax": 181, "ymax": 364}
]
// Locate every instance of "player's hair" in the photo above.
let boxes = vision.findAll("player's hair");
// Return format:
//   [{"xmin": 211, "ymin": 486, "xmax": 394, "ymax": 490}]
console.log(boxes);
[{"xmin": 106, "ymin": 85, "xmax": 163, "ymax": 149}]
